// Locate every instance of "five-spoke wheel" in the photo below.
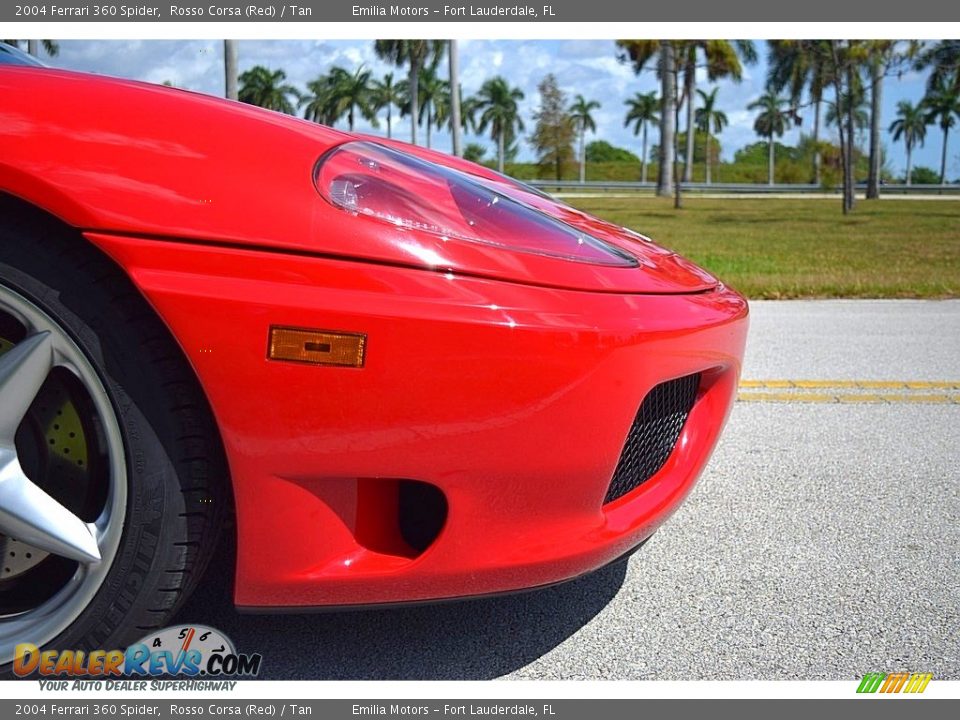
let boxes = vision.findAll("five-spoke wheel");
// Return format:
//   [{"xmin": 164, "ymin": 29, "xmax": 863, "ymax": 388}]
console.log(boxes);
[
  {"xmin": 1, "ymin": 196, "xmax": 226, "ymax": 671},
  {"xmin": 0, "ymin": 285, "xmax": 126, "ymax": 666}
]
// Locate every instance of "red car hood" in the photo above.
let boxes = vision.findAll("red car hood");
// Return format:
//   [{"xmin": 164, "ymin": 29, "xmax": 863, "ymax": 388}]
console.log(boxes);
[{"xmin": 0, "ymin": 67, "xmax": 717, "ymax": 295}]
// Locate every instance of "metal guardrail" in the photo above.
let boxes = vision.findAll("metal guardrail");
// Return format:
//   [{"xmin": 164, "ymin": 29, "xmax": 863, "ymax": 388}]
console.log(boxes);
[{"xmin": 526, "ymin": 180, "xmax": 960, "ymax": 195}]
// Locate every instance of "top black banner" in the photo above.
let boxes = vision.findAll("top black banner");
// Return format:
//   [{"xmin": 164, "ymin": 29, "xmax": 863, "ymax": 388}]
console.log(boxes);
[{"xmin": 3, "ymin": 0, "xmax": 959, "ymax": 22}]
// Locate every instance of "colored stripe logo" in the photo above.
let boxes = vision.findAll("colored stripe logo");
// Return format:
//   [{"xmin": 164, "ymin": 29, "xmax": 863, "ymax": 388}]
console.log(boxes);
[{"xmin": 857, "ymin": 672, "xmax": 932, "ymax": 694}]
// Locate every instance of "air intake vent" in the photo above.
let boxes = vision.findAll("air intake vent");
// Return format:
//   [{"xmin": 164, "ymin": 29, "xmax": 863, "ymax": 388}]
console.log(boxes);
[{"xmin": 604, "ymin": 373, "xmax": 701, "ymax": 504}]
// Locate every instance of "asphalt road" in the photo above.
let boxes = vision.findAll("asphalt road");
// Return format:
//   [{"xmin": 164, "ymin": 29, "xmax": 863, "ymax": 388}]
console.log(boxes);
[
  {"xmin": 174, "ymin": 300, "xmax": 960, "ymax": 680},
  {"xmin": 744, "ymin": 299, "xmax": 960, "ymax": 381}
]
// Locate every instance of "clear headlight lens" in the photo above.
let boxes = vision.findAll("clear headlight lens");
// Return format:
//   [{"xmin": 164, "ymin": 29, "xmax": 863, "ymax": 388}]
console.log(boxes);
[{"xmin": 315, "ymin": 141, "xmax": 637, "ymax": 267}]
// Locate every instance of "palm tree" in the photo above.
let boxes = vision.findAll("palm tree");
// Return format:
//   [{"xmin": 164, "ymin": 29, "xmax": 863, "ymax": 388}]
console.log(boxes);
[
  {"xmin": 860, "ymin": 41, "xmax": 911, "ymax": 199},
  {"xmin": 433, "ymin": 82, "xmax": 472, "ymax": 144},
  {"xmin": 914, "ymin": 40, "xmax": 960, "ymax": 93},
  {"xmin": 748, "ymin": 90, "xmax": 794, "ymax": 185},
  {"xmin": 617, "ymin": 39, "xmax": 673, "ymax": 196},
  {"xmin": 448, "ymin": 39, "xmax": 462, "ymax": 157},
  {"xmin": 238, "ymin": 66, "xmax": 300, "ymax": 115},
  {"xmin": 374, "ymin": 40, "xmax": 444, "ymax": 145},
  {"xmin": 767, "ymin": 40, "xmax": 830, "ymax": 184},
  {"xmin": 695, "ymin": 87, "xmax": 728, "ymax": 184},
  {"xmin": 460, "ymin": 92, "xmax": 480, "ymax": 135},
  {"xmin": 370, "ymin": 73, "xmax": 401, "ymax": 139},
  {"xmin": 888, "ymin": 100, "xmax": 928, "ymax": 185},
  {"xmin": 301, "ymin": 66, "xmax": 378, "ymax": 132},
  {"xmin": 833, "ymin": 40, "xmax": 867, "ymax": 213},
  {"xmin": 301, "ymin": 74, "xmax": 339, "ymax": 126},
  {"xmin": 678, "ymin": 41, "xmax": 757, "ymax": 182},
  {"xmin": 866, "ymin": 46, "xmax": 887, "ymax": 199},
  {"xmin": 618, "ymin": 40, "xmax": 745, "ymax": 197},
  {"xmin": 660, "ymin": 42, "xmax": 678, "ymax": 201},
  {"xmin": 407, "ymin": 63, "xmax": 448, "ymax": 149},
  {"xmin": 223, "ymin": 40, "xmax": 238, "ymax": 100},
  {"xmin": 825, "ymin": 87, "xmax": 870, "ymax": 142},
  {"xmin": 329, "ymin": 65, "xmax": 377, "ymax": 132},
  {"xmin": 623, "ymin": 92, "xmax": 659, "ymax": 184},
  {"xmin": 569, "ymin": 95, "xmax": 600, "ymax": 184},
  {"xmin": 463, "ymin": 143, "xmax": 487, "ymax": 163},
  {"xmin": 923, "ymin": 77, "xmax": 960, "ymax": 184},
  {"xmin": 472, "ymin": 77, "xmax": 525, "ymax": 174}
]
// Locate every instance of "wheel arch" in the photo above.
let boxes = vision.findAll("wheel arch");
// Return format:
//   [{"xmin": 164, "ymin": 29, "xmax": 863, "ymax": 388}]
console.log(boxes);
[
  {"xmin": 0, "ymin": 168, "xmax": 100, "ymax": 230},
  {"xmin": 0, "ymin": 189, "xmax": 237, "ymax": 544}
]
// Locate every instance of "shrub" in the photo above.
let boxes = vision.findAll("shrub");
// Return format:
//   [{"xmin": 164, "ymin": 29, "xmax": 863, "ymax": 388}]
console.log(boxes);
[
  {"xmin": 910, "ymin": 166, "xmax": 941, "ymax": 184},
  {"xmin": 585, "ymin": 140, "xmax": 640, "ymax": 163}
]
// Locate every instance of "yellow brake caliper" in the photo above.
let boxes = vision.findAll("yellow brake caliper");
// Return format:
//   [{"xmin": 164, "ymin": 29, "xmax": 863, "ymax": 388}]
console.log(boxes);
[{"xmin": 0, "ymin": 336, "xmax": 91, "ymax": 578}]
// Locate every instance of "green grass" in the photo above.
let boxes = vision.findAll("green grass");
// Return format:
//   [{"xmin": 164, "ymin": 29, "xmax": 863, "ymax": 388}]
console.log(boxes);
[{"xmin": 569, "ymin": 197, "xmax": 960, "ymax": 299}]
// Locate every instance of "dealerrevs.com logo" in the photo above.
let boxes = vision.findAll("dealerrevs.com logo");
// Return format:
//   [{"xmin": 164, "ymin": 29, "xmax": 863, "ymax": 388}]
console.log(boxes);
[{"xmin": 14, "ymin": 625, "xmax": 261, "ymax": 687}]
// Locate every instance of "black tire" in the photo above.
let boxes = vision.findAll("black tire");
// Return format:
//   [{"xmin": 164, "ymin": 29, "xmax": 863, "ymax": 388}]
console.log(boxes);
[{"xmin": 0, "ymin": 196, "xmax": 229, "ymax": 669}]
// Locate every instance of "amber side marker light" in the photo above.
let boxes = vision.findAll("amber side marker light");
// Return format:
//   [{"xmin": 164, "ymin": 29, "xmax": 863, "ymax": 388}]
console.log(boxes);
[{"xmin": 268, "ymin": 326, "xmax": 366, "ymax": 367}]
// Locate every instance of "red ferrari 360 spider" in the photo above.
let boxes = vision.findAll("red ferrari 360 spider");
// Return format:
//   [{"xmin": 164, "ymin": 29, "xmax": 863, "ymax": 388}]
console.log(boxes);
[{"xmin": 0, "ymin": 43, "xmax": 747, "ymax": 665}]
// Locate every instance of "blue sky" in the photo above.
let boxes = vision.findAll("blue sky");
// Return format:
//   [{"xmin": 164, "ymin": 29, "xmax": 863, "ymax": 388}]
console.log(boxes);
[{"xmin": 44, "ymin": 39, "xmax": 956, "ymax": 178}]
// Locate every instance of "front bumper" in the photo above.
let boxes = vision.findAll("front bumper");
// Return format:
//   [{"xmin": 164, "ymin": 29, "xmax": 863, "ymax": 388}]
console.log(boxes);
[{"xmin": 89, "ymin": 233, "xmax": 749, "ymax": 608}]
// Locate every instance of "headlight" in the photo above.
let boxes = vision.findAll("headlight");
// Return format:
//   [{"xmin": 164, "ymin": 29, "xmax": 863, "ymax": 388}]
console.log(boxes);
[{"xmin": 315, "ymin": 141, "xmax": 638, "ymax": 268}]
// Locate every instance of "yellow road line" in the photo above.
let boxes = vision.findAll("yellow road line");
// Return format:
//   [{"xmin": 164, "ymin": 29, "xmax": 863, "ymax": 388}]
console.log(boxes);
[
  {"xmin": 836, "ymin": 394, "xmax": 888, "ymax": 403},
  {"xmin": 740, "ymin": 379, "xmax": 960, "ymax": 390},
  {"xmin": 793, "ymin": 380, "xmax": 859, "ymax": 389},
  {"xmin": 753, "ymin": 379, "xmax": 794, "ymax": 388},
  {"xmin": 738, "ymin": 391, "xmax": 960, "ymax": 404},
  {"xmin": 738, "ymin": 392, "xmax": 834, "ymax": 403}
]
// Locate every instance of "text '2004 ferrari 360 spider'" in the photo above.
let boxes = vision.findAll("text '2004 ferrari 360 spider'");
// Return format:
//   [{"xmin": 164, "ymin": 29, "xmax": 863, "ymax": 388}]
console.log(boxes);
[{"xmin": 0, "ymin": 49, "xmax": 747, "ymax": 666}]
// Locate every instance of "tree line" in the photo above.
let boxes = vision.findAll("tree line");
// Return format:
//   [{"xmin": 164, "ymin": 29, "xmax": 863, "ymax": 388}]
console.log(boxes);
[
  {"xmin": 234, "ymin": 40, "xmax": 527, "ymax": 175},
  {"xmin": 618, "ymin": 40, "xmax": 959, "ymax": 212}
]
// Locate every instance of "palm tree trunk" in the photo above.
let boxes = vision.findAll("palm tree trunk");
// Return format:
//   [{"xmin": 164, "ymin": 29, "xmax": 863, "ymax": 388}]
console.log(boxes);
[
  {"xmin": 449, "ymin": 40, "xmax": 462, "ymax": 157},
  {"xmin": 768, "ymin": 137, "xmax": 774, "ymax": 186},
  {"xmin": 426, "ymin": 106, "xmax": 432, "ymax": 148},
  {"xmin": 579, "ymin": 122, "xmax": 586, "ymax": 184},
  {"xmin": 224, "ymin": 40, "xmax": 238, "ymax": 100},
  {"xmin": 829, "ymin": 41, "xmax": 852, "ymax": 214},
  {"xmin": 657, "ymin": 41, "xmax": 676, "ymax": 198},
  {"xmin": 940, "ymin": 126, "xmax": 950, "ymax": 186},
  {"xmin": 683, "ymin": 48, "xmax": 696, "ymax": 183},
  {"xmin": 674, "ymin": 91, "xmax": 682, "ymax": 209},
  {"xmin": 641, "ymin": 122, "xmax": 648, "ymax": 184},
  {"xmin": 845, "ymin": 64, "xmax": 857, "ymax": 212},
  {"xmin": 905, "ymin": 143, "xmax": 912, "ymax": 185},
  {"xmin": 349, "ymin": 106, "xmax": 355, "ymax": 132},
  {"xmin": 27, "ymin": 40, "xmax": 38, "ymax": 57},
  {"xmin": 498, "ymin": 131, "xmax": 505, "ymax": 174},
  {"xmin": 387, "ymin": 105, "xmax": 392, "ymax": 139},
  {"xmin": 705, "ymin": 133, "xmax": 711, "ymax": 184},
  {"xmin": 409, "ymin": 57, "xmax": 420, "ymax": 145},
  {"xmin": 834, "ymin": 79, "xmax": 850, "ymax": 214},
  {"xmin": 812, "ymin": 97, "xmax": 821, "ymax": 185},
  {"xmin": 866, "ymin": 59, "xmax": 883, "ymax": 199}
]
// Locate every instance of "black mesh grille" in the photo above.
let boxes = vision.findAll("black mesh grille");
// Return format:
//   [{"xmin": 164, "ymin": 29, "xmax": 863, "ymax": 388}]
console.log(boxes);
[{"xmin": 604, "ymin": 373, "xmax": 701, "ymax": 504}]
